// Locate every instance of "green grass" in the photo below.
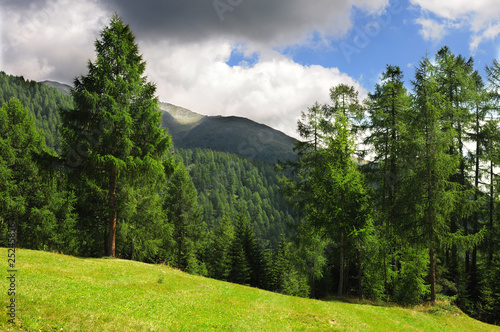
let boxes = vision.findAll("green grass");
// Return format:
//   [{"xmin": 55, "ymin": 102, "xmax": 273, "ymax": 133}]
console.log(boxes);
[{"xmin": 1, "ymin": 248, "xmax": 499, "ymax": 331}]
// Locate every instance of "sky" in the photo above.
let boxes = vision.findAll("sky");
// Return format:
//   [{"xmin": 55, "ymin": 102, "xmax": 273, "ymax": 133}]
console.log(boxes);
[{"xmin": 1, "ymin": 0, "xmax": 499, "ymax": 138}]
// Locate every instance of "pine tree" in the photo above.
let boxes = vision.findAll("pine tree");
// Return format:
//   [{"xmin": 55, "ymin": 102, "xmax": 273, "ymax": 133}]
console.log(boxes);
[
  {"xmin": 60, "ymin": 14, "xmax": 171, "ymax": 257},
  {"xmin": 0, "ymin": 98, "xmax": 76, "ymax": 251},
  {"xmin": 208, "ymin": 214, "xmax": 235, "ymax": 280},
  {"xmin": 279, "ymin": 85, "xmax": 370, "ymax": 297},
  {"xmin": 164, "ymin": 162, "xmax": 204, "ymax": 272},
  {"xmin": 402, "ymin": 57, "xmax": 463, "ymax": 302}
]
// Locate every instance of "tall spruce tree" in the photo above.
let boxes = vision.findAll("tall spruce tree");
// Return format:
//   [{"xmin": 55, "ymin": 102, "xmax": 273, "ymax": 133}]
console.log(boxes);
[
  {"xmin": 60, "ymin": 14, "xmax": 171, "ymax": 257},
  {"xmin": 402, "ymin": 57, "xmax": 465, "ymax": 302},
  {"xmin": 164, "ymin": 162, "xmax": 204, "ymax": 272},
  {"xmin": 280, "ymin": 85, "xmax": 370, "ymax": 297}
]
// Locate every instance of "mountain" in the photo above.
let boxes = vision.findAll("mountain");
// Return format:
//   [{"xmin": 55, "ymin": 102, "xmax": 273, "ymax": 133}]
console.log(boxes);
[
  {"xmin": 39, "ymin": 81, "xmax": 297, "ymax": 164},
  {"xmin": 39, "ymin": 80, "xmax": 71, "ymax": 95},
  {"xmin": 160, "ymin": 102, "xmax": 297, "ymax": 164}
]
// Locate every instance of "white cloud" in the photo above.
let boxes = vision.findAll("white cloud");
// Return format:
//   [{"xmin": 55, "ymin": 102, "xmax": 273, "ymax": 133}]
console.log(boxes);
[
  {"xmin": 1, "ymin": 0, "xmax": 381, "ymax": 138},
  {"xmin": 410, "ymin": 0, "xmax": 500, "ymax": 51},
  {"xmin": 470, "ymin": 22, "xmax": 500, "ymax": 51},
  {"xmin": 415, "ymin": 18, "xmax": 448, "ymax": 43},
  {"xmin": 144, "ymin": 40, "xmax": 364, "ymax": 138},
  {"xmin": 2, "ymin": 0, "xmax": 109, "ymax": 81}
]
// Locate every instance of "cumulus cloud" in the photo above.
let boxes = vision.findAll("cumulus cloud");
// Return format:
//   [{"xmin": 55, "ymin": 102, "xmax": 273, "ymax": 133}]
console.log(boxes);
[
  {"xmin": 143, "ymin": 39, "xmax": 364, "ymax": 138},
  {"xmin": 410, "ymin": 0, "xmax": 500, "ymax": 51},
  {"xmin": 1, "ymin": 0, "xmax": 109, "ymax": 81},
  {"xmin": 415, "ymin": 18, "xmax": 448, "ymax": 43},
  {"xmin": 1, "ymin": 0, "xmax": 386, "ymax": 137}
]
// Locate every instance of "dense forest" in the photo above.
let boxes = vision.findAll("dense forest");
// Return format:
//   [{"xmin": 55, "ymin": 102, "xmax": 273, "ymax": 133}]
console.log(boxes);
[
  {"xmin": 1, "ymin": 15, "xmax": 499, "ymax": 326},
  {"xmin": 0, "ymin": 71, "xmax": 73, "ymax": 152},
  {"xmin": 175, "ymin": 148, "xmax": 294, "ymax": 248}
]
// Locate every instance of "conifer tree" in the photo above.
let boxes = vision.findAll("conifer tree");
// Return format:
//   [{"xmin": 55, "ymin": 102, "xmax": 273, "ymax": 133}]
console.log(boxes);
[
  {"xmin": 228, "ymin": 218, "xmax": 251, "ymax": 285},
  {"xmin": 60, "ymin": 14, "xmax": 171, "ymax": 257},
  {"xmin": 486, "ymin": 59, "xmax": 500, "ymax": 267},
  {"xmin": 208, "ymin": 214, "xmax": 235, "ymax": 280},
  {"xmin": 280, "ymin": 84, "xmax": 370, "ymax": 297},
  {"xmin": 0, "ymin": 98, "xmax": 76, "ymax": 251},
  {"xmin": 164, "ymin": 162, "xmax": 204, "ymax": 271},
  {"xmin": 364, "ymin": 65, "xmax": 411, "ymax": 227},
  {"xmin": 401, "ymin": 57, "xmax": 464, "ymax": 302},
  {"xmin": 435, "ymin": 47, "xmax": 476, "ymax": 280}
]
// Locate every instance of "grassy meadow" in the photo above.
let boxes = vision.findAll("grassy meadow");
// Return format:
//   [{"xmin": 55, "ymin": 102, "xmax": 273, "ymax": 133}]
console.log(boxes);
[{"xmin": 1, "ymin": 248, "xmax": 499, "ymax": 331}]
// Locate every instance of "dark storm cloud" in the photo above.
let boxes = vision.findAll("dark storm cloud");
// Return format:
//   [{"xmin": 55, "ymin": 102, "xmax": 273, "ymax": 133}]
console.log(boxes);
[
  {"xmin": 3, "ymin": 0, "xmax": 388, "ymax": 47},
  {"xmin": 101, "ymin": 0, "xmax": 358, "ymax": 45}
]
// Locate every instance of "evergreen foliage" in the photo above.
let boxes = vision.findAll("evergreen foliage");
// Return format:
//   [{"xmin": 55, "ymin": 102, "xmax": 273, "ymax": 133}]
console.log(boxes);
[
  {"xmin": 0, "ymin": 71, "xmax": 73, "ymax": 151},
  {"xmin": 0, "ymin": 98, "xmax": 76, "ymax": 252},
  {"xmin": 163, "ymin": 161, "xmax": 205, "ymax": 273},
  {"xmin": 175, "ymin": 148, "xmax": 295, "ymax": 248},
  {"xmin": 59, "ymin": 14, "xmax": 171, "ymax": 257}
]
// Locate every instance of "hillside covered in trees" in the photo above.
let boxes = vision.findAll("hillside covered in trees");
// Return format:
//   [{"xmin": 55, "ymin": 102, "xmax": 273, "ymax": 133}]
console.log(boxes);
[
  {"xmin": 0, "ymin": 71, "xmax": 73, "ymax": 152},
  {"xmin": 1, "ymin": 14, "xmax": 500, "ymax": 328},
  {"xmin": 175, "ymin": 148, "xmax": 295, "ymax": 248}
]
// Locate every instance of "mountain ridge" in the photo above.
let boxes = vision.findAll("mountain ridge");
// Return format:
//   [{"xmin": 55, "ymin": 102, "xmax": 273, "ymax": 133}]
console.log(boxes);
[{"xmin": 40, "ymin": 80, "xmax": 297, "ymax": 164}]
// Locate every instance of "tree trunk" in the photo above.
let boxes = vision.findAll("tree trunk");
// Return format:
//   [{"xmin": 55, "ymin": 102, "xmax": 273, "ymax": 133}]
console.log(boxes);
[
  {"xmin": 338, "ymin": 232, "xmax": 344, "ymax": 297},
  {"xmin": 107, "ymin": 164, "xmax": 117, "ymax": 258},
  {"xmin": 472, "ymin": 113, "xmax": 480, "ymax": 272},
  {"xmin": 177, "ymin": 231, "xmax": 182, "ymax": 269},
  {"xmin": 358, "ymin": 248, "xmax": 363, "ymax": 298},
  {"xmin": 489, "ymin": 161, "xmax": 494, "ymax": 266},
  {"xmin": 429, "ymin": 246, "xmax": 436, "ymax": 303}
]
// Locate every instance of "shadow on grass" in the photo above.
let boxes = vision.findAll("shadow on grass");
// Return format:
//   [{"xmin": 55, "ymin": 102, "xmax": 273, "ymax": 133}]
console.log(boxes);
[
  {"xmin": 320, "ymin": 295, "xmax": 399, "ymax": 308},
  {"xmin": 321, "ymin": 294, "xmax": 461, "ymax": 315}
]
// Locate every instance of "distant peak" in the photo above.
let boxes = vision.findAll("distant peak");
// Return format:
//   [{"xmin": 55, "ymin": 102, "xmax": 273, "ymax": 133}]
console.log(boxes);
[
  {"xmin": 158, "ymin": 102, "xmax": 206, "ymax": 125},
  {"xmin": 40, "ymin": 80, "xmax": 72, "ymax": 95}
]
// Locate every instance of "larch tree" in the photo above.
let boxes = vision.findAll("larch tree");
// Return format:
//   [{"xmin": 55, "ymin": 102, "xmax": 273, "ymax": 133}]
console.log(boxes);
[
  {"xmin": 486, "ymin": 59, "xmax": 500, "ymax": 267},
  {"xmin": 364, "ymin": 65, "xmax": 411, "ymax": 222},
  {"xmin": 435, "ymin": 47, "xmax": 476, "ymax": 280},
  {"xmin": 363, "ymin": 65, "xmax": 412, "ymax": 299},
  {"xmin": 60, "ymin": 14, "xmax": 171, "ymax": 257},
  {"xmin": 280, "ymin": 85, "xmax": 370, "ymax": 297},
  {"xmin": 403, "ymin": 57, "xmax": 468, "ymax": 303},
  {"xmin": 326, "ymin": 84, "xmax": 370, "ymax": 297}
]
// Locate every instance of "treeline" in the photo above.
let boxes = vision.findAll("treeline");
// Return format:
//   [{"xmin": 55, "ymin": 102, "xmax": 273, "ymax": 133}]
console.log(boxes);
[
  {"xmin": 0, "ymin": 71, "xmax": 73, "ymax": 152},
  {"xmin": 278, "ymin": 47, "xmax": 500, "ymax": 324}
]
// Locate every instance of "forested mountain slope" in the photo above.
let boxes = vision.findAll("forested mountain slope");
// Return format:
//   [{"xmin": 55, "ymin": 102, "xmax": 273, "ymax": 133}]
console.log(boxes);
[
  {"xmin": 0, "ymin": 73, "xmax": 295, "ymax": 249},
  {"xmin": 0, "ymin": 72, "xmax": 73, "ymax": 151},
  {"xmin": 175, "ymin": 148, "xmax": 295, "ymax": 248},
  {"xmin": 162, "ymin": 106, "xmax": 297, "ymax": 165}
]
